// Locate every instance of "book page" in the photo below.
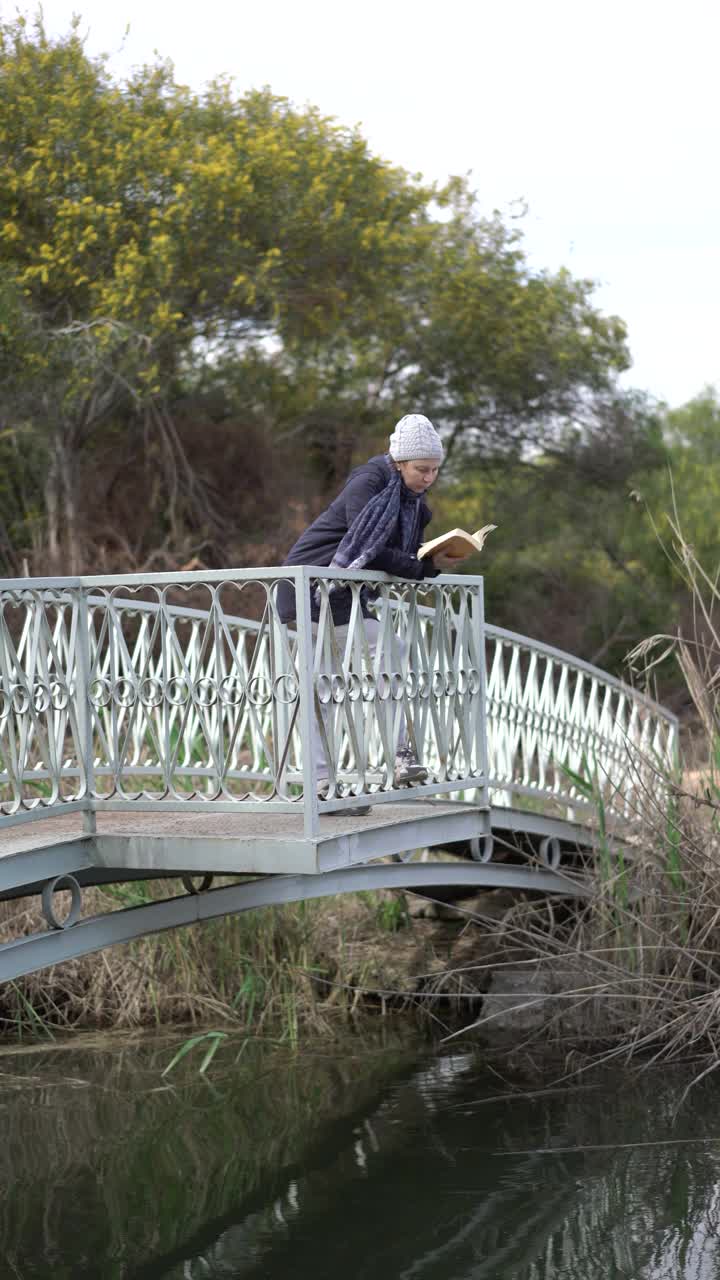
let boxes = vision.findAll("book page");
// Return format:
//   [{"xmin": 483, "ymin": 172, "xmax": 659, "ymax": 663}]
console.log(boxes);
[{"xmin": 418, "ymin": 524, "xmax": 496, "ymax": 560}]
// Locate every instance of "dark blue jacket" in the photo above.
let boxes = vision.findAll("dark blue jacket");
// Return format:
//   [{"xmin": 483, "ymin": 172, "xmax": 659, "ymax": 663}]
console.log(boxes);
[{"xmin": 277, "ymin": 454, "xmax": 440, "ymax": 625}]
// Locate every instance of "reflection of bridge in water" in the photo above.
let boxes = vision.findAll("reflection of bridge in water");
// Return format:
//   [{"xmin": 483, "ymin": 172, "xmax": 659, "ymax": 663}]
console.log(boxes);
[
  {"xmin": 0, "ymin": 567, "xmax": 677, "ymax": 980},
  {"xmin": 137, "ymin": 1055, "xmax": 720, "ymax": 1280},
  {"xmin": 3, "ymin": 1037, "xmax": 720, "ymax": 1278}
]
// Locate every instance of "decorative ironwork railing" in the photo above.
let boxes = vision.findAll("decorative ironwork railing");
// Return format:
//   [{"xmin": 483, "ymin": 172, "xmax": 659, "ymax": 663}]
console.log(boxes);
[
  {"xmin": 0, "ymin": 568, "xmax": 488, "ymax": 835},
  {"xmin": 0, "ymin": 569, "xmax": 677, "ymax": 835},
  {"xmin": 482, "ymin": 623, "xmax": 678, "ymax": 819}
]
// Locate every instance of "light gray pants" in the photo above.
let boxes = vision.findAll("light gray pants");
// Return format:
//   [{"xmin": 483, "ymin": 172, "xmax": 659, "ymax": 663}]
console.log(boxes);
[{"xmin": 312, "ymin": 617, "xmax": 409, "ymax": 779}]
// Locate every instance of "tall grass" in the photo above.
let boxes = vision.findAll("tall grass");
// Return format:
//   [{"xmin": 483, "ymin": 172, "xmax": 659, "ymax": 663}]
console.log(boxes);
[
  {"xmin": 0, "ymin": 883, "xmax": 435, "ymax": 1041},
  {"xmin": 440, "ymin": 513, "xmax": 720, "ymax": 1074}
]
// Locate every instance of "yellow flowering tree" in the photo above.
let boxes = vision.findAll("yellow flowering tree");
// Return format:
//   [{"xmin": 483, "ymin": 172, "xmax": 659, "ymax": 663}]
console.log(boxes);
[
  {"xmin": 0, "ymin": 16, "xmax": 433, "ymax": 567},
  {"xmin": 1, "ymin": 15, "xmax": 631, "ymax": 575}
]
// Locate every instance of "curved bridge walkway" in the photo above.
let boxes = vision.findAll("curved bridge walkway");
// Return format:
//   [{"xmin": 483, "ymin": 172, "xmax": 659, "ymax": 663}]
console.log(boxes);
[{"xmin": 0, "ymin": 567, "xmax": 677, "ymax": 981}]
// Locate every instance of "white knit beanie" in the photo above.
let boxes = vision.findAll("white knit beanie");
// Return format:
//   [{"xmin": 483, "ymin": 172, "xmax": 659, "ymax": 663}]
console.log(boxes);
[{"xmin": 388, "ymin": 413, "xmax": 444, "ymax": 462}]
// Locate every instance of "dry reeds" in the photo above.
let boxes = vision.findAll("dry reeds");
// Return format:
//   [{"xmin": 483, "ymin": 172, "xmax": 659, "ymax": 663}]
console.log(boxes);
[
  {"xmin": 440, "ymin": 509, "xmax": 720, "ymax": 1075},
  {"xmin": 0, "ymin": 883, "xmax": 444, "ymax": 1043},
  {"xmin": 0, "ymin": 884, "xmax": 337, "ymax": 1039}
]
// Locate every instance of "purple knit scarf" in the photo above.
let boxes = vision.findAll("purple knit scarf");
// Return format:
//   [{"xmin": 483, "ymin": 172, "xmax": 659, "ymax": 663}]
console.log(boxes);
[{"xmin": 328, "ymin": 459, "xmax": 422, "ymax": 576}]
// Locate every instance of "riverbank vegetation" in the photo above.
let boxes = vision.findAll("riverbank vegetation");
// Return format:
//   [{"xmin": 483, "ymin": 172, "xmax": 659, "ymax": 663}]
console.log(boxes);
[
  {"xmin": 440, "ymin": 521, "xmax": 720, "ymax": 1073},
  {"xmin": 0, "ymin": 884, "xmax": 457, "ymax": 1041}
]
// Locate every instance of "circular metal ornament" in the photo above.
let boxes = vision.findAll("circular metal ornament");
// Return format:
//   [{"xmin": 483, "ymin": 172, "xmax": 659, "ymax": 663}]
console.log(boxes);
[
  {"xmin": 247, "ymin": 675, "xmax": 272, "ymax": 707},
  {"xmin": 181, "ymin": 873, "xmax": 215, "ymax": 895},
  {"xmin": 417, "ymin": 670, "xmax": 431, "ymax": 699},
  {"xmin": 41, "ymin": 874, "xmax": 82, "ymax": 930},
  {"xmin": 219, "ymin": 677, "xmax": 244, "ymax": 706},
  {"xmin": 139, "ymin": 677, "xmax": 164, "ymax": 708},
  {"xmin": 11, "ymin": 684, "xmax": 30, "ymax": 715},
  {"xmin": 404, "ymin": 671, "xmax": 419, "ymax": 699},
  {"xmin": 331, "ymin": 674, "xmax": 346, "ymax": 704},
  {"xmin": 29, "ymin": 682, "xmax": 49, "ymax": 713},
  {"xmin": 89, "ymin": 677, "xmax": 112, "ymax": 708},
  {"xmin": 315, "ymin": 674, "xmax": 333, "ymax": 706},
  {"xmin": 361, "ymin": 674, "xmax": 376, "ymax": 702},
  {"xmin": 166, "ymin": 677, "xmax": 191, "ymax": 706},
  {"xmin": 112, "ymin": 677, "xmax": 137, "ymax": 708},
  {"xmin": 390, "ymin": 672, "xmax": 404, "ymax": 701},
  {"xmin": 194, "ymin": 677, "xmax": 218, "ymax": 708},
  {"xmin": 273, "ymin": 673, "xmax": 299, "ymax": 704},
  {"xmin": 539, "ymin": 836, "xmax": 562, "ymax": 870},
  {"xmin": 470, "ymin": 833, "xmax": 494, "ymax": 863},
  {"xmin": 50, "ymin": 680, "xmax": 70, "ymax": 711},
  {"xmin": 345, "ymin": 672, "xmax": 362, "ymax": 702},
  {"xmin": 376, "ymin": 672, "xmax": 392, "ymax": 702}
]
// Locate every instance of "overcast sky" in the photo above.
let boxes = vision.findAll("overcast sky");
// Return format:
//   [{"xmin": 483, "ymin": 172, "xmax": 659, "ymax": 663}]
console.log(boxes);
[{"xmin": 10, "ymin": 0, "xmax": 720, "ymax": 408}]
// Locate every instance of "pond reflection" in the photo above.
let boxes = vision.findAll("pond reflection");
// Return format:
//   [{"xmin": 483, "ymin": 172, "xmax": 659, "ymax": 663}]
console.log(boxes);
[{"xmin": 3, "ymin": 1033, "xmax": 720, "ymax": 1278}]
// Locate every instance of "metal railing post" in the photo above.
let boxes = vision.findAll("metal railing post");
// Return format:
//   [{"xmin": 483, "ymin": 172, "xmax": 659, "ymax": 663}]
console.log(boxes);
[
  {"xmin": 270, "ymin": 596, "xmax": 292, "ymax": 798},
  {"xmin": 75, "ymin": 586, "xmax": 96, "ymax": 834},
  {"xmin": 474, "ymin": 577, "xmax": 491, "ymax": 810},
  {"xmin": 294, "ymin": 566, "xmax": 319, "ymax": 838}
]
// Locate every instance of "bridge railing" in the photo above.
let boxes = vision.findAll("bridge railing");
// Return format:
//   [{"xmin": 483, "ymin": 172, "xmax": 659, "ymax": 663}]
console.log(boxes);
[
  {"xmin": 381, "ymin": 603, "xmax": 678, "ymax": 822},
  {"xmin": 0, "ymin": 568, "xmax": 488, "ymax": 836},
  {"xmin": 482, "ymin": 623, "xmax": 678, "ymax": 820},
  {"xmin": 0, "ymin": 568, "xmax": 678, "ymax": 837}
]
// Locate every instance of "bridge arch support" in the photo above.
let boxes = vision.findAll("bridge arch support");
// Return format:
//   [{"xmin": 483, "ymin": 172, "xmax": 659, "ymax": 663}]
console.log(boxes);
[{"xmin": 0, "ymin": 855, "xmax": 589, "ymax": 984}]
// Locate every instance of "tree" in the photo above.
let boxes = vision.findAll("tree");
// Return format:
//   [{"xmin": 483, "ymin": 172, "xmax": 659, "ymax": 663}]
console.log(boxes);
[
  {"xmin": 0, "ymin": 14, "xmax": 633, "ymax": 574},
  {"xmin": 258, "ymin": 178, "xmax": 631, "ymax": 481},
  {"xmin": 399, "ymin": 181, "xmax": 631, "ymax": 456},
  {"xmin": 0, "ymin": 15, "xmax": 433, "ymax": 567},
  {"xmin": 429, "ymin": 390, "xmax": 674, "ymax": 669},
  {"xmin": 661, "ymin": 390, "xmax": 720, "ymax": 564}
]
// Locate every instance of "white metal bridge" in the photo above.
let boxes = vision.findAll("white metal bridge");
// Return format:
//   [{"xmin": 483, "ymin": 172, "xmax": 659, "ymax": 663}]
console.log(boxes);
[{"xmin": 0, "ymin": 567, "xmax": 677, "ymax": 981}]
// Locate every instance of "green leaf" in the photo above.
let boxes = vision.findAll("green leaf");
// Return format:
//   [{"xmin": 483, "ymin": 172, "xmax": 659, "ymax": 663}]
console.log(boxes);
[
  {"xmin": 199, "ymin": 1032, "xmax": 227, "ymax": 1075},
  {"xmin": 559, "ymin": 762, "xmax": 595, "ymax": 801},
  {"xmin": 162, "ymin": 1030, "xmax": 227, "ymax": 1077}
]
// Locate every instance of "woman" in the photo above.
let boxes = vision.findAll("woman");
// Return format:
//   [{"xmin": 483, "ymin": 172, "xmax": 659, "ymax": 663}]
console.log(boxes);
[{"xmin": 277, "ymin": 413, "xmax": 462, "ymax": 793}]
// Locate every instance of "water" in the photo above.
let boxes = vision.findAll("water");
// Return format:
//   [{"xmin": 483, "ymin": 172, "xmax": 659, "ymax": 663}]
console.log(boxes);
[{"xmin": 3, "ymin": 1031, "xmax": 720, "ymax": 1279}]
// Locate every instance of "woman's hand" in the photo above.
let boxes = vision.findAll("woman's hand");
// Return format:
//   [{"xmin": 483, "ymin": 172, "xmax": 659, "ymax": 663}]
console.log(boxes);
[{"xmin": 432, "ymin": 552, "xmax": 467, "ymax": 572}]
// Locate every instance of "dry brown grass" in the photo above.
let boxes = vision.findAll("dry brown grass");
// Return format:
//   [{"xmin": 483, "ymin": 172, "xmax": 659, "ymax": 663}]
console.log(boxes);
[
  {"xmin": 435, "ymin": 513, "xmax": 720, "ymax": 1077},
  {"xmin": 0, "ymin": 881, "xmax": 453, "ymax": 1042}
]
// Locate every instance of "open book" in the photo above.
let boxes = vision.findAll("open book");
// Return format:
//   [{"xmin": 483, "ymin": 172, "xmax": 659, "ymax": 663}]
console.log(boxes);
[{"xmin": 417, "ymin": 524, "xmax": 497, "ymax": 561}]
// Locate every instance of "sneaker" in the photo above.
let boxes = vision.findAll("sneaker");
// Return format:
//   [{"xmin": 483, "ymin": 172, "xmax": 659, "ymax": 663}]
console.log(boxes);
[
  {"xmin": 317, "ymin": 782, "xmax": 372, "ymax": 817},
  {"xmin": 393, "ymin": 746, "xmax": 429, "ymax": 786}
]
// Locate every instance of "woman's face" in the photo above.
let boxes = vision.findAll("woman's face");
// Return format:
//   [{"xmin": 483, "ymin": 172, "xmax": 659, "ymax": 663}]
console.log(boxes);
[{"xmin": 396, "ymin": 458, "xmax": 441, "ymax": 493}]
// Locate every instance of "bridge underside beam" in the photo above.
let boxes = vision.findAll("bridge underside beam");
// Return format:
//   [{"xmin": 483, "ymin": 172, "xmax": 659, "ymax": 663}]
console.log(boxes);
[
  {"xmin": 0, "ymin": 860, "xmax": 588, "ymax": 984},
  {"xmin": 490, "ymin": 806, "xmax": 600, "ymax": 849},
  {"xmin": 0, "ymin": 840, "xmax": 93, "ymax": 896}
]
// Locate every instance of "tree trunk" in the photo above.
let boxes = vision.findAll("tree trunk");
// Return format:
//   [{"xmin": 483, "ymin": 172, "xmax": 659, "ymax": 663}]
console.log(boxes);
[
  {"xmin": 44, "ymin": 431, "xmax": 80, "ymax": 575},
  {"xmin": 59, "ymin": 441, "xmax": 80, "ymax": 574},
  {"xmin": 45, "ymin": 450, "xmax": 60, "ymax": 574}
]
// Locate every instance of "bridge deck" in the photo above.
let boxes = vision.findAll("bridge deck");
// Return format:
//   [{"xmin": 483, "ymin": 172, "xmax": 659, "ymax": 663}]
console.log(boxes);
[{"xmin": 0, "ymin": 800, "xmax": 489, "ymax": 893}]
